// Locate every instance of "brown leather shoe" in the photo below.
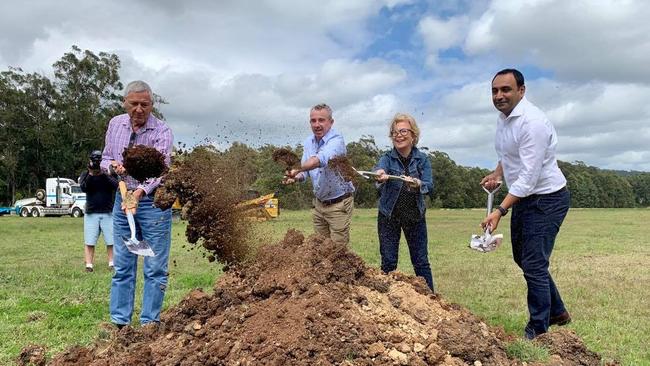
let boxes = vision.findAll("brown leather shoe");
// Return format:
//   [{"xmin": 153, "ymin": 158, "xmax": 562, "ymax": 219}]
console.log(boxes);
[{"xmin": 550, "ymin": 311, "xmax": 571, "ymax": 326}]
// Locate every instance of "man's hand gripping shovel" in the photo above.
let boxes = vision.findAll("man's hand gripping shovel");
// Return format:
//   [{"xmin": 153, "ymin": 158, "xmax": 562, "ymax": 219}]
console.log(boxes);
[
  {"xmin": 118, "ymin": 180, "xmax": 156, "ymax": 257},
  {"xmin": 469, "ymin": 182, "xmax": 504, "ymax": 253}
]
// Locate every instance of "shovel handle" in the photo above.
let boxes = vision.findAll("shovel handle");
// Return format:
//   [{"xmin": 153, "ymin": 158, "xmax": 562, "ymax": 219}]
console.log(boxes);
[
  {"xmin": 118, "ymin": 181, "xmax": 128, "ymax": 199},
  {"xmin": 126, "ymin": 211, "xmax": 137, "ymax": 240}
]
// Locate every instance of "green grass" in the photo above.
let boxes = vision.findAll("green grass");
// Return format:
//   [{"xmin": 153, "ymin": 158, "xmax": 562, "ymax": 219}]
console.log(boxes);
[{"xmin": 1, "ymin": 208, "xmax": 649, "ymax": 365}]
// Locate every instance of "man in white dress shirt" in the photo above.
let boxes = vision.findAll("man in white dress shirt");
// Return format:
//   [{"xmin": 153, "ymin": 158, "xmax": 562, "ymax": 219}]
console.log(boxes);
[{"xmin": 480, "ymin": 68, "xmax": 572, "ymax": 340}]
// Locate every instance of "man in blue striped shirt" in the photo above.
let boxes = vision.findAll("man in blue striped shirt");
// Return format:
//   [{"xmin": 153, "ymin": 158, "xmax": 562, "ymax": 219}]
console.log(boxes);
[{"xmin": 284, "ymin": 104, "xmax": 355, "ymax": 244}]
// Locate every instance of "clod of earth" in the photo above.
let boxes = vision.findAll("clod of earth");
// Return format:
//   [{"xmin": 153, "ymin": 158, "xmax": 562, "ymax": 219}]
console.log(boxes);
[
  {"xmin": 43, "ymin": 230, "xmax": 610, "ymax": 366},
  {"xmin": 327, "ymin": 155, "xmax": 358, "ymax": 184},
  {"xmin": 122, "ymin": 145, "xmax": 167, "ymax": 183},
  {"xmin": 272, "ymin": 148, "xmax": 300, "ymax": 170}
]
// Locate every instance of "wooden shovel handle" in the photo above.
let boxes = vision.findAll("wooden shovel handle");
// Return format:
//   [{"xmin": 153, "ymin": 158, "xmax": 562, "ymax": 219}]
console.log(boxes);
[{"xmin": 118, "ymin": 181, "xmax": 128, "ymax": 199}]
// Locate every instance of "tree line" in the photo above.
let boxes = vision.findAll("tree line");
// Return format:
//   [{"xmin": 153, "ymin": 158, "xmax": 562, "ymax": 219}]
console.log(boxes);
[{"xmin": 1, "ymin": 47, "xmax": 649, "ymax": 208}]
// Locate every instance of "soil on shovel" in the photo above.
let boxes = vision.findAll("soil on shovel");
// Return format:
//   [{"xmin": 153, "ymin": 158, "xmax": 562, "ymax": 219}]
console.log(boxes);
[
  {"xmin": 272, "ymin": 148, "xmax": 301, "ymax": 170},
  {"xmin": 122, "ymin": 145, "xmax": 167, "ymax": 182},
  {"xmin": 327, "ymin": 155, "xmax": 358, "ymax": 184},
  {"xmin": 43, "ymin": 228, "xmax": 611, "ymax": 366}
]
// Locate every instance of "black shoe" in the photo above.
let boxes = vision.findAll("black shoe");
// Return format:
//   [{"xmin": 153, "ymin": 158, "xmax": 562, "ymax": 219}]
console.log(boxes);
[
  {"xmin": 85, "ymin": 266, "xmax": 94, "ymax": 273},
  {"xmin": 550, "ymin": 311, "xmax": 572, "ymax": 326}
]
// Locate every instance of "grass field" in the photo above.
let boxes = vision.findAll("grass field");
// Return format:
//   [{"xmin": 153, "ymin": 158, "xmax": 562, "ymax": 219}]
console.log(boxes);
[{"xmin": 1, "ymin": 208, "xmax": 649, "ymax": 365}]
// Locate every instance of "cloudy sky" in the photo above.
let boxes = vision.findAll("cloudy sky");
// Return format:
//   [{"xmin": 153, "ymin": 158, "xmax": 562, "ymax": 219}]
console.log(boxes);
[{"xmin": 2, "ymin": 0, "xmax": 649, "ymax": 171}]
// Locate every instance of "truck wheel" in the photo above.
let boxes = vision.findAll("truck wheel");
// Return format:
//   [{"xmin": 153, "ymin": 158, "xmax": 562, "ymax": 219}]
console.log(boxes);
[
  {"xmin": 31, "ymin": 208, "xmax": 41, "ymax": 217},
  {"xmin": 20, "ymin": 207, "xmax": 30, "ymax": 217},
  {"xmin": 71, "ymin": 208, "xmax": 83, "ymax": 218},
  {"xmin": 36, "ymin": 189, "xmax": 46, "ymax": 201}
]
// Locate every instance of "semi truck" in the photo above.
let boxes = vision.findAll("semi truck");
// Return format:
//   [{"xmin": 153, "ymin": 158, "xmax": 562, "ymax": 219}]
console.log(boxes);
[{"xmin": 14, "ymin": 177, "xmax": 86, "ymax": 217}]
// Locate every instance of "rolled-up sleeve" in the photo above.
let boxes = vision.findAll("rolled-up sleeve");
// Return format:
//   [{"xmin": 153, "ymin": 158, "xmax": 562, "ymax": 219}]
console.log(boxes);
[{"xmin": 137, "ymin": 126, "xmax": 173, "ymax": 195}]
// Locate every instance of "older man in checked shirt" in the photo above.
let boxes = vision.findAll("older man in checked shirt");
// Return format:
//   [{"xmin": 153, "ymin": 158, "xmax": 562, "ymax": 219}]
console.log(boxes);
[{"xmin": 101, "ymin": 80, "xmax": 173, "ymax": 327}]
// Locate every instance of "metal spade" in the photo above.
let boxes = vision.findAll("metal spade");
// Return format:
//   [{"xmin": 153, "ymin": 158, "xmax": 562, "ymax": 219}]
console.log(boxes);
[
  {"xmin": 469, "ymin": 182, "xmax": 504, "ymax": 253},
  {"xmin": 118, "ymin": 180, "xmax": 155, "ymax": 257}
]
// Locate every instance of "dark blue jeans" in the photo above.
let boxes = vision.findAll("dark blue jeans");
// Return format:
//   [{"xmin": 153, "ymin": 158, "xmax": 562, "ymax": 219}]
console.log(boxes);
[
  {"xmin": 511, "ymin": 188, "xmax": 570, "ymax": 337},
  {"xmin": 378, "ymin": 212, "xmax": 434, "ymax": 291}
]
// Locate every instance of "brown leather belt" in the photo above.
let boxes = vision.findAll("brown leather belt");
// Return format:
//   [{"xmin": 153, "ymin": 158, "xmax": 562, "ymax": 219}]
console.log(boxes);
[{"xmin": 318, "ymin": 192, "xmax": 352, "ymax": 206}]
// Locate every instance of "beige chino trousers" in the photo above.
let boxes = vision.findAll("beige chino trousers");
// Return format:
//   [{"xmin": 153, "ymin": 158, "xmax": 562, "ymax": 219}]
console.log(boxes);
[{"xmin": 311, "ymin": 195, "xmax": 354, "ymax": 245}]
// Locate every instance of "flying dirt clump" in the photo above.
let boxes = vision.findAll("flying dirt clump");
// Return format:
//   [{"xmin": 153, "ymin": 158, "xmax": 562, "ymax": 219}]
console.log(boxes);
[
  {"xmin": 153, "ymin": 147, "xmax": 252, "ymax": 264},
  {"xmin": 272, "ymin": 148, "xmax": 301, "ymax": 170},
  {"xmin": 122, "ymin": 145, "xmax": 167, "ymax": 182},
  {"xmin": 327, "ymin": 155, "xmax": 358, "ymax": 183},
  {"xmin": 45, "ymin": 229, "xmax": 612, "ymax": 366}
]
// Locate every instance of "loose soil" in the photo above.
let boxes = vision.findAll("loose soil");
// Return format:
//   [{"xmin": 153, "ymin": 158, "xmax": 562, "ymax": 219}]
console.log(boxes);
[
  {"xmin": 272, "ymin": 148, "xmax": 300, "ymax": 170},
  {"xmin": 122, "ymin": 145, "xmax": 168, "ymax": 183},
  {"xmin": 41, "ymin": 229, "xmax": 612, "ymax": 366},
  {"xmin": 327, "ymin": 155, "xmax": 358, "ymax": 184},
  {"xmin": 153, "ymin": 148, "xmax": 253, "ymax": 264}
]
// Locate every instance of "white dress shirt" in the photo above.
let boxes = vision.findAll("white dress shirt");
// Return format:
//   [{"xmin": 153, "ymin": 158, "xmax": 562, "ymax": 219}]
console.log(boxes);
[{"xmin": 495, "ymin": 96, "xmax": 566, "ymax": 197}]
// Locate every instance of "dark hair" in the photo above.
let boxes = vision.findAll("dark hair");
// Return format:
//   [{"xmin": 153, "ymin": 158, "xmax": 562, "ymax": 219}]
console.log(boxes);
[{"xmin": 493, "ymin": 68, "xmax": 525, "ymax": 87}]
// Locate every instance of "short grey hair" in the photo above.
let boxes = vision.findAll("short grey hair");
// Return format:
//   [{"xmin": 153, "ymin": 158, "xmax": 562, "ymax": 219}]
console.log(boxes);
[
  {"xmin": 310, "ymin": 103, "xmax": 333, "ymax": 120},
  {"xmin": 124, "ymin": 80, "xmax": 153, "ymax": 102}
]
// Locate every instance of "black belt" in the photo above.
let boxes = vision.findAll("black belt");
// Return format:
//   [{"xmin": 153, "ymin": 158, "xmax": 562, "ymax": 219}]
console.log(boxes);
[{"xmin": 318, "ymin": 192, "xmax": 352, "ymax": 206}]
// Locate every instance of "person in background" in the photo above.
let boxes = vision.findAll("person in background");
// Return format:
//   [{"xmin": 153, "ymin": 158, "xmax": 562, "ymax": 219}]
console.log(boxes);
[
  {"xmin": 481, "ymin": 68, "xmax": 571, "ymax": 340},
  {"xmin": 283, "ymin": 103, "xmax": 355, "ymax": 245},
  {"xmin": 78, "ymin": 149, "xmax": 118, "ymax": 272},
  {"xmin": 101, "ymin": 80, "xmax": 173, "ymax": 328},
  {"xmin": 373, "ymin": 113, "xmax": 435, "ymax": 291}
]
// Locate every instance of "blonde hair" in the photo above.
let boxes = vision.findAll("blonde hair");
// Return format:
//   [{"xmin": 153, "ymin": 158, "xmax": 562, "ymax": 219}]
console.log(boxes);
[{"xmin": 389, "ymin": 113, "xmax": 420, "ymax": 146}]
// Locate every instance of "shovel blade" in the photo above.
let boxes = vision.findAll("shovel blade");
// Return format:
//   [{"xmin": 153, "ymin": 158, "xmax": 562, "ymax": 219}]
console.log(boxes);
[
  {"xmin": 123, "ymin": 237, "xmax": 156, "ymax": 257},
  {"xmin": 469, "ymin": 233, "xmax": 503, "ymax": 253}
]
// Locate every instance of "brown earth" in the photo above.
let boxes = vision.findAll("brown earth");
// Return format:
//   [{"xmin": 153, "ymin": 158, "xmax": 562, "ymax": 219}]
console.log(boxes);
[
  {"xmin": 153, "ymin": 148, "xmax": 253, "ymax": 264},
  {"xmin": 42, "ymin": 229, "xmax": 611, "ymax": 366},
  {"xmin": 122, "ymin": 145, "xmax": 168, "ymax": 183},
  {"xmin": 272, "ymin": 148, "xmax": 301, "ymax": 170},
  {"xmin": 327, "ymin": 155, "xmax": 359, "ymax": 184}
]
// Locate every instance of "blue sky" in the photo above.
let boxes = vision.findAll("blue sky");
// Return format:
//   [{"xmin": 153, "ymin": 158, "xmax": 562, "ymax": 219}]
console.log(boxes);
[{"xmin": 2, "ymin": 0, "xmax": 650, "ymax": 171}]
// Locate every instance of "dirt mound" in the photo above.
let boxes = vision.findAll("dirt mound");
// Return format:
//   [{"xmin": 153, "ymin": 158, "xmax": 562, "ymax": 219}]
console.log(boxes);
[
  {"xmin": 272, "ymin": 148, "xmax": 300, "ymax": 170},
  {"xmin": 45, "ymin": 230, "xmax": 607, "ymax": 366},
  {"xmin": 122, "ymin": 145, "xmax": 167, "ymax": 182},
  {"xmin": 153, "ymin": 148, "xmax": 252, "ymax": 264}
]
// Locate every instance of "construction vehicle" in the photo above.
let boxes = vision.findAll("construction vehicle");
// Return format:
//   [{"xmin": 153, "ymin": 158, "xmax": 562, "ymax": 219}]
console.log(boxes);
[
  {"xmin": 15, "ymin": 177, "xmax": 86, "ymax": 218},
  {"xmin": 237, "ymin": 190, "xmax": 279, "ymax": 221}
]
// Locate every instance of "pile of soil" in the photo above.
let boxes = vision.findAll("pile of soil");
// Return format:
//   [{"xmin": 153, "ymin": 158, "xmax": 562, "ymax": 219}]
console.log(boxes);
[
  {"xmin": 327, "ymin": 155, "xmax": 358, "ymax": 183},
  {"xmin": 153, "ymin": 148, "xmax": 253, "ymax": 264},
  {"xmin": 272, "ymin": 148, "xmax": 300, "ymax": 170},
  {"xmin": 122, "ymin": 145, "xmax": 167, "ymax": 182},
  {"xmin": 44, "ymin": 230, "xmax": 608, "ymax": 366}
]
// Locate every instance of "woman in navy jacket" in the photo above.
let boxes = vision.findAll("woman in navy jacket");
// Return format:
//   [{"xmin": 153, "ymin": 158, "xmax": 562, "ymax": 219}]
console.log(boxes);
[{"xmin": 374, "ymin": 113, "xmax": 435, "ymax": 291}]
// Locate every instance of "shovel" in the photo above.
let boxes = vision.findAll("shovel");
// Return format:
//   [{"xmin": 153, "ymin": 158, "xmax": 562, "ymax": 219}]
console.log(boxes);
[
  {"xmin": 118, "ymin": 180, "xmax": 156, "ymax": 257},
  {"xmin": 469, "ymin": 182, "xmax": 504, "ymax": 253},
  {"xmin": 353, "ymin": 168, "xmax": 411, "ymax": 182}
]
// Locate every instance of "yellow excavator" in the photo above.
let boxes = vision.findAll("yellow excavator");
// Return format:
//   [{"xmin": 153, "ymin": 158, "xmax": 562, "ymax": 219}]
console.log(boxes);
[
  {"xmin": 236, "ymin": 190, "xmax": 279, "ymax": 221},
  {"xmin": 171, "ymin": 190, "xmax": 279, "ymax": 221}
]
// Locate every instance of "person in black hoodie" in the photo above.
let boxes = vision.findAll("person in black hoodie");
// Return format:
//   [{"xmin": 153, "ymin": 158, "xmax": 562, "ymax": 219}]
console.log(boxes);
[{"xmin": 79, "ymin": 150, "xmax": 119, "ymax": 272}]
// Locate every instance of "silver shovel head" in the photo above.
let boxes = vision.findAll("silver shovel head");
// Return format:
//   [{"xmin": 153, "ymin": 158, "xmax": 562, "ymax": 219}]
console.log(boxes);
[
  {"xmin": 122, "ymin": 211, "xmax": 156, "ymax": 257},
  {"xmin": 123, "ymin": 237, "xmax": 156, "ymax": 257},
  {"xmin": 469, "ymin": 229, "xmax": 503, "ymax": 253}
]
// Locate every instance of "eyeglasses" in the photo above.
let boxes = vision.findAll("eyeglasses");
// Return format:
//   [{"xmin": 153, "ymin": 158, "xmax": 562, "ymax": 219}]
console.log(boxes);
[{"xmin": 390, "ymin": 128, "xmax": 413, "ymax": 138}]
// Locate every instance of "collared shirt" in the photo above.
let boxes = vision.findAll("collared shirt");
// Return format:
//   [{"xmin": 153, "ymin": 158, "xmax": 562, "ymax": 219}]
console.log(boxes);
[
  {"xmin": 100, "ymin": 113, "xmax": 173, "ymax": 195},
  {"xmin": 495, "ymin": 96, "xmax": 566, "ymax": 197},
  {"xmin": 301, "ymin": 128, "xmax": 355, "ymax": 201}
]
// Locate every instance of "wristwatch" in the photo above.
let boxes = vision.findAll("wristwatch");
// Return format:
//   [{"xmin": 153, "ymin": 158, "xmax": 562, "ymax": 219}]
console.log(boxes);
[{"xmin": 497, "ymin": 205, "xmax": 508, "ymax": 216}]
